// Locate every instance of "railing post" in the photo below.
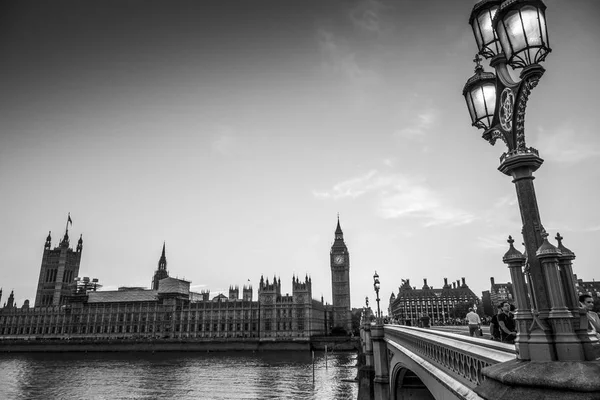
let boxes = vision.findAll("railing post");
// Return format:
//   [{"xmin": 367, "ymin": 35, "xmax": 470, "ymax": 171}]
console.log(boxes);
[
  {"xmin": 502, "ymin": 236, "xmax": 533, "ymax": 360},
  {"xmin": 371, "ymin": 321, "xmax": 389, "ymax": 400},
  {"xmin": 556, "ymin": 235, "xmax": 600, "ymax": 361},
  {"xmin": 535, "ymin": 236, "xmax": 585, "ymax": 361},
  {"xmin": 364, "ymin": 322, "xmax": 373, "ymax": 367},
  {"xmin": 357, "ymin": 316, "xmax": 375, "ymax": 400}
]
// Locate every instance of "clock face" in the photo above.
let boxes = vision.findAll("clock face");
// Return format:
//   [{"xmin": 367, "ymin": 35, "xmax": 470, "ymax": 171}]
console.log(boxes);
[{"xmin": 334, "ymin": 255, "xmax": 344, "ymax": 265}]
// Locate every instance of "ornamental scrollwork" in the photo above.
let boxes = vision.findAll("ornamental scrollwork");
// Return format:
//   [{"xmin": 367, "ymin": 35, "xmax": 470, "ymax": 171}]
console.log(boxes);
[
  {"xmin": 514, "ymin": 77, "xmax": 540, "ymax": 151},
  {"xmin": 499, "ymin": 88, "xmax": 514, "ymax": 132}
]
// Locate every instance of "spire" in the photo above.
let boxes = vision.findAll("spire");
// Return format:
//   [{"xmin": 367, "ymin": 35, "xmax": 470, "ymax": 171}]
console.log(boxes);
[
  {"xmin": 333, "ymin": 215, "xmax": 345, "ymax": 244},
  {"xmin": 45, "ymin": 231, "xmax": 52, "ymax": 249},
  {"xmin": 7, "ymin": 290, "xmax": 14, "ymax": 308},
  {"xmin": 77, "ymin": 234, "xmax": 83, "ymax": 252},
  {"xmin": 151, "ymin": 242, "xmax": 169, "ymax": 290},
  {"xmin": 335, "ymin": 214, "xmax": 343, "ymax": 235},
  {"xmin": 158, "ymin": 241, "xmax": 167, "ymax": 271}
]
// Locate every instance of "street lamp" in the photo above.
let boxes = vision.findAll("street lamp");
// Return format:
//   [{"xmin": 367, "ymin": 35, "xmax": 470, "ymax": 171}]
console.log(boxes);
[
  {"xmin": 373, "ymin": 272, "xmax": 381, "ymax": 320},
  {"xmin": 463, "ymin": 0, "xmax": 588, "ymax": 362}
]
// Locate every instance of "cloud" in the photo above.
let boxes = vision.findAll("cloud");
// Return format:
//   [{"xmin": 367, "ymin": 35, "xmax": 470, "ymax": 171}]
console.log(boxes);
[
  {"xmin": 316, "ymin": 28, "xmax": 379, "ymax": 86},
  {"xmin": 476, "ymin": 235, "xmax": 514, "ymax": 250},
  {"xmin": 536, "ymin": 125, "xmax": 600, "ymax": 163},
  {"xmin": 349, "ymin": 0, "xmax": 389, "ymax": 36},
  {"xmin": 394, "ymin": 108, "xmax": 437, "ymax": 140},
  {"xmin": 314, "ymin": 170, "xmax": 475, "ymax": 227},
  {"xmin": 379, "ymin": 186, "xmax": 476, "ymax": 227},
  {"xmin": 313, "ymin": 170, "xmax": 378, "ymax": 199},
  {"xmin": 492, "ymin": 194, "xmax": 517, "ymax": 208}
]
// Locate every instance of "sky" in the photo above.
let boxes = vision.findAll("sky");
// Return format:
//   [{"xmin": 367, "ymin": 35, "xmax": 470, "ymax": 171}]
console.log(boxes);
[{"xmin": 1, "ymin": 0, "xmax": 599, "ymax": 311}]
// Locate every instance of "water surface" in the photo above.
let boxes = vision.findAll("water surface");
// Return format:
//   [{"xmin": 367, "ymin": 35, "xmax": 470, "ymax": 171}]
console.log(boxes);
[{"xmin": 0, "ymin": 351, "xmax": 358, "ymax": 399}]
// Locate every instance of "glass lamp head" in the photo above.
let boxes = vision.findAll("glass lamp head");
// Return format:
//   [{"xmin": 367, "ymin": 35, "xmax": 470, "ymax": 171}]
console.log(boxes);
[
  {"xmin": 463, "ymin": 59, "xmax": 497, "ymax": 130},
  {"xmin": 469, "ymin": 0, "xmax": 503, "ymax": 58},
  {"xmin": 493, "ymin": 0, "xmax": 551, "ymax": 68}
]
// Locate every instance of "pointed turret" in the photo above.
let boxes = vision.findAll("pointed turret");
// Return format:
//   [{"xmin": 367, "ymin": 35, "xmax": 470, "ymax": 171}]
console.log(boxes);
[
  {"xmin": 158, "ymin": 242, "xmax": 167, "ymax": 271},
  {"xmin": 152, "ymin": 242, "xmax": 169, "ymax": 290},
  {"xmin": 335, "ymin": 214, "xmax": 344, "ymax": 241},
  {"xmin": 7, "ymin": 290, "xmax": 14, "ymax": 308},
  {"xmin": 77, "ymin": 234, "xmax": 83, "ymax": 252},
  {"xmin": 45, "ymin": 231, "xmax": 52, "ymax": 249}
]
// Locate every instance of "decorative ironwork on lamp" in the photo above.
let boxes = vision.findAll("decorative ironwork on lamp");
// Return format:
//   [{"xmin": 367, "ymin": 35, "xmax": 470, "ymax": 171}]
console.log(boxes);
[{"xmin": 464, "ymin": 0, "xmax": 550, "ymax": 155}]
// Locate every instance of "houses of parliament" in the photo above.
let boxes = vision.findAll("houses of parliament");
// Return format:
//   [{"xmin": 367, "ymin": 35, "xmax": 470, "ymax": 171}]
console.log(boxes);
[{"xmin": 0, "ymin": 217, "xmax": 353, "ymax": 340}]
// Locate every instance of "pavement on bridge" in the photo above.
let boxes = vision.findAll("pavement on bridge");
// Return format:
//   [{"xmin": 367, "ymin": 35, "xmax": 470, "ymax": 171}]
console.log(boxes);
[{"xmin": 430, "ymin": 325, "xmax": 491, "ymax": 338}]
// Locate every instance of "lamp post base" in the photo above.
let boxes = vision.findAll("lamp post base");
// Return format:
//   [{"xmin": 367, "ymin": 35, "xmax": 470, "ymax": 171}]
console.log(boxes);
[{"xmin": 474, "ymin": 359, "xmax": 600, "ymax": 400}]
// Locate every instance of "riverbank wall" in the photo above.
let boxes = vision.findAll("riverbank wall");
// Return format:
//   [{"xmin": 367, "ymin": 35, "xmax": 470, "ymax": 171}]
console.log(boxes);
[{"xmin": 0, "ymin": 337, "xmax": 359, "ymax": 353}]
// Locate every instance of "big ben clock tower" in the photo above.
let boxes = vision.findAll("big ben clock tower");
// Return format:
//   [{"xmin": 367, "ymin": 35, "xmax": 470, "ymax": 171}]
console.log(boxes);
[{"xmin": 330, "ymin": 216, "xmax": 351, "ymax": 333}]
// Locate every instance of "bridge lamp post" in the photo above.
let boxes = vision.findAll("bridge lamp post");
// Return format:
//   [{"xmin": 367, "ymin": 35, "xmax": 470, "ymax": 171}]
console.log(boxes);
[
  {"xmin": 463, "ymin": 0, "xmax": 589, "ymax": 363},
  {"xmin": 373, "ymin": 272, "xmax": 381, "ymax": 320}
]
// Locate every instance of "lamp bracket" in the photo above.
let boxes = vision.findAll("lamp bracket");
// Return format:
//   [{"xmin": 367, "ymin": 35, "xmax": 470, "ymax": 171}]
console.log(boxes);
[{"xmin": 482, "ymin": 60, "xmax": 545, "ymax": 152}]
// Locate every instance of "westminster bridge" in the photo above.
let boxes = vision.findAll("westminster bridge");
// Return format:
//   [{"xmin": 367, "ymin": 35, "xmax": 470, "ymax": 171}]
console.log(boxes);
[{"xmin": 358, "ymin": 322, "xmax": 600, "ymax": 400}]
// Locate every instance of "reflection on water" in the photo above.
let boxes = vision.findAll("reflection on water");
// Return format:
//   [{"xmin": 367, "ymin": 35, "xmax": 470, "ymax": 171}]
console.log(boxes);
[{"xmin": 0, "ymin": 351, "xmax": 358, "ymax": 399}]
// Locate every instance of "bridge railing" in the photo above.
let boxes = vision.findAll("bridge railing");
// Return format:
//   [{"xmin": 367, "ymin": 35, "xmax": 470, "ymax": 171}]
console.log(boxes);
[{"xmin": 384, "ymin": 324, "xmax": 516, "ymax": 388}]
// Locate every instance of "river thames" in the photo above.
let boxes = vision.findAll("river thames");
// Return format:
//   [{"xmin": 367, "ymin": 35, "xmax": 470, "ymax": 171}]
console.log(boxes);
[{"xmin": 0, "ymin": 351, "xmax": 358, "ymax": 399}]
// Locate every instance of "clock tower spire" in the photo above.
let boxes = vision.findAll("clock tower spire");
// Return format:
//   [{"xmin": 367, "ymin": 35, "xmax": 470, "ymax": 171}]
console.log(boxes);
[{"xmin": 330, "ymin": 215, "xmax": 351, "ymax": 334}]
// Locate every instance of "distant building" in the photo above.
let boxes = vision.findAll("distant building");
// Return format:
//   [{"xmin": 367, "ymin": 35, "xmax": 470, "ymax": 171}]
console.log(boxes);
[
  {"xmin": 575, "ymin": 275, "xmax": 600, "ymax": 306},
  {"xmin": 389, "ymin": 277, "xmax": 480, "ymax": 325},
  {"xmin": 482, "ymin": 277, "xmax": 514, "ymax": 316},
  {"xmin": 34, "ymin": 221, "xmax": 83, "ymax": 307},
  {"xmin": 0, "ymin": 218, "xmax": 350, "ymax": 340}
]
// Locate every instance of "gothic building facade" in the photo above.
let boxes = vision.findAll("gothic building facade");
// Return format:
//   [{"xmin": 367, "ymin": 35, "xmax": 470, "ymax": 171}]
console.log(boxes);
[
  {"xmin": 34, "ymin": 219, "xmax": 83, "ymax": 307},
  {"xmin": 389, "ymin": 277, "xmax": 480, "ymax": 325},
  {"xmin": 0, "ymin": 218, "xmax": 350, "ymax": 340},
  {"xmin": 482, "ymin": 277, "xmax": 514, "ymax": 316}
]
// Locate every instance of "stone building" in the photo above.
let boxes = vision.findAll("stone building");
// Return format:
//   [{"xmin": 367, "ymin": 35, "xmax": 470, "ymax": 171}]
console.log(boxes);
[
  {"xmin": 0, "ymin": 219, "xmax": 349, "ymax": 340},
  {"xmin": 389, "ymin": 277, "xmax": 480, "ymax": 325},
  {"xmin": 34, "ymin": 221, "xmax": 83, "ymax": 307},
  {"xmin": 482, "ymin": 277, "xmax": 514, "ymax": 316},
  {"xmin": 575, "ymin": 275, "xmax": 600, "ymax": 308}
]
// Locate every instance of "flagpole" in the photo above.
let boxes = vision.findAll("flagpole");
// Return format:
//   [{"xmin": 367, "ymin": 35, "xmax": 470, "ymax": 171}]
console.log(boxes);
[{"xmin": 65, "ymin": 213, "xmax": 72, "ymax": 235}]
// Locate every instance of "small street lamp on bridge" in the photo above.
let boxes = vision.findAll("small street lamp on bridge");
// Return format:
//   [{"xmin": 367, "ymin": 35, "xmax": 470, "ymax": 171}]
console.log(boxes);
[{"xmin": 373, "ymin": 272, "xmax": 381, "ymax": 320}]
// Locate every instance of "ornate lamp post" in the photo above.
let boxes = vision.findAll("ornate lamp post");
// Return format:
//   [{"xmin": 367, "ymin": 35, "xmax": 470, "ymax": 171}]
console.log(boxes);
[
  {"xmin": 463, "ymin": 0, "xmax": 590, "ymax": 363},
  {"xmin": 373, "ymin": 272, "xmax": 381, "ymax": 320}
]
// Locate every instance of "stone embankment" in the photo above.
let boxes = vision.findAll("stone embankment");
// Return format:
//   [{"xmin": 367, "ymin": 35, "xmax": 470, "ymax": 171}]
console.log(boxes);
[{"xmin": 0, "ymin": 337, "xmax": 359, "ymax": 353}]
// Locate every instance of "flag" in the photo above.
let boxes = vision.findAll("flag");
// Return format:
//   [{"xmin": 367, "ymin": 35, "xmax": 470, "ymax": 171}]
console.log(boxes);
[{"xmin": 68, "ymin": 214, "xmax": 73, "ymax": 226}]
